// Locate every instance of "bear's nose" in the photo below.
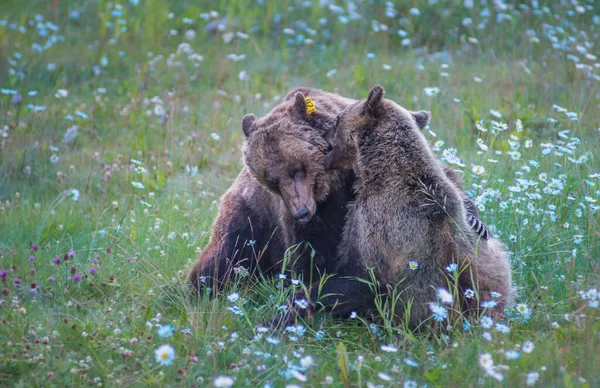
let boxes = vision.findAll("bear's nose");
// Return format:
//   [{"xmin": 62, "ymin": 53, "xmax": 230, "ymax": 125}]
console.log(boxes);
[{"xmin": 293, "ymin": 207, "xmax": 311, "ymax": 224}]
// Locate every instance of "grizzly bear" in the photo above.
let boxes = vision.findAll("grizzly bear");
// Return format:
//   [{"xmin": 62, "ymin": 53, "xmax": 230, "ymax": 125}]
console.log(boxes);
[
  {"xmin": 188, "ymin": 87, "xmax": 491, "ymax": 300},
  {"xmin": 293, "ymin": 86, "xmax": 513, "ymax": 328},
  {"xmin": 187, "ymin": 88, "xmax": 356, "ymax": 293}
]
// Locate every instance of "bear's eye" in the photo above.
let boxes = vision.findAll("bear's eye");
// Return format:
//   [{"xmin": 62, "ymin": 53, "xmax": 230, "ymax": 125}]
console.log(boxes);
[
  {"xmin": 290, "ymin": 164, "xmax": 305, "ymax": 178},
  {"xmin": 265, "ymin": 175, "xmax": 279, "ymax": 191}
]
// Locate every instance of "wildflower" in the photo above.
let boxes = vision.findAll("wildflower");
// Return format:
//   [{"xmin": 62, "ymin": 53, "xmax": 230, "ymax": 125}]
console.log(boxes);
[
  {"xmin": 482, "ymin": 332, "xmax": 492, "ymax": 341},
  {"xmin": 28, "ymin": 255, "xmax": 35, "ymax": 262},
  {"xmin": 380, "ymin": 344, "xmax": 398, "ymax": 353},
  {"xmin": 227, "ymin": 293, "xmax": 239, "ymax": 303},
  {"xmin": 31, "ymin": 244, "xmax": 38, "ymax": 252},
  {"xmin": 185, "ymin": 165, "xmax": 198, "ymax": 177},
  {"xmin": 526, "ymin": 372, "xmax": 540, "ymax": 386},
  {"xmin": 13, "ymin": 278, "xmax": 21, "ymax": 286},
  {"xmin": 505, "ymin": 350, "xmax": 520, "ymax": 360},
  {"xmin": 0, "ymin": 270, "xmax": 7, "ymax": 281},
  {"xmin": 522, "ymin": 341, "xmax": 534, "ymax": 353},
  {"xmin": 295, "ymin": 299, "xmax": 309, "ymax": 309},
  {"xmin": 471, "ymin": 165, "xmax": 485, "ymax": 175},
  {"xmin": 289, "ymin": 369, "xmax": 307, "ymax": 382},
  {"xmin": 424, "ymin": 87, "xmax": 440, "ymax": 96},
  {"xmin": 573, "ymin": 235, "xmax": 583, "ymax": 244},
  {"xmin": 154, "ymin": 344, "xmax": 175, "ymax": 366},
  {"xmin": 73, "ymin": 274, "xmax": 81, "ymax": 282},
  {"xmin": 378, "ymin": 372, "xmax": 392, "ymax": 381},
  {"xmin": 464, "ymin": 289, "xmax": 475, "ymax": 298},
  {"xmin": 480, "ymin": 315, "xmax": 493, "ymax": 329},
  {"xmin": 265, "ymin": 337, "xmax": 280, "ymax": 345},
  {"xmin": 463, "ymin": 321, "xmax": 471, "ymax": 331},
  {"xmin": 227, "ymin": 306, "xmax": 244, "ymax": 316},
  {"xmin": 404, "ymin": 381, "xmax": 417, "ymax": 388},
  {"xmin": 446, "ymin": 263, "xmax": 458, "ymax": 272},
  {"xmin": 495, "ymin": 323, "xmax": 510, "ymax": 333},
  {"xmin": 408, "ymin": 261, "xmax": 418, "ymax": 270},
  {"xmin": 350, "ymin": 311, "xmax": 357, "ymax": 318},
  {"xmin": 300, "ymin": 355, "xmax": 314, "ymax": 367},
  {"xmin": 515, "ymin": 119, "xmax": 523, "ymax": 132},
  {"xmin": 508, "ymin": 150, "xmax": 522, "ymax": 160},
  {"xmin": 479, "ymin": 353, "xmax": 494, "ymax": 369},
  {"xmin": 525, "ymin": 139, "xmax": 533, "ymax": 148},
  {"xmin": 481, "ymin": 300, "xmax": 498, "ymax": 309},
  {"xmin": 70, "ymin": 189, "xmax": 80, "ymax": 201},
  {"xmin": 437, "ymin": 288, "xmax": 453, "ymax": 304},
  {"xmin": 428, "ymin": 303, "xmax": 447, "ymax": 321},
  {"xmin": 516, "ymin": 303, "xmax": 531, "ymax": 316},
  {"xmin": 55, "ymin": 89, "xmax": 68, "ymax": 98},
  {"xmin": 89, "ymin": 268, "xmax": 97, "ymax": 275},
  {"xmin": 132, "ymin": 181, "xmax": 144, "ymax": 189},
  {"xmin": 157, "ymin": 324, "xmax": 175, "ymax": 338}
]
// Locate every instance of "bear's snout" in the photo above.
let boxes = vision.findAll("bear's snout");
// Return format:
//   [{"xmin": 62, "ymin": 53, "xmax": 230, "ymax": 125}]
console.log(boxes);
[{"xmin": 292, "ymin": 206, "xmax": 311, "ymax": 224}]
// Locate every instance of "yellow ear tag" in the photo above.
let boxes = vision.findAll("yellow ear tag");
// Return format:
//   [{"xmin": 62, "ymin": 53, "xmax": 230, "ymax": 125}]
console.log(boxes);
[{"xmin": 305, "ymin": 97, "xmax": 316, "ymax": 114}]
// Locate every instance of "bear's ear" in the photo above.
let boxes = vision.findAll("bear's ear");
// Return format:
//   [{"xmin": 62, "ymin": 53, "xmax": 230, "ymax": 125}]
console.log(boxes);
[
  {"xmin": 363, "ymin": 85, "xmax": 385, "ymax": 117},
  {"xmin": 241, "ymin": 114, "xmax": 257, "ymax": 138},
  {"xmin": 411, "ymin": 110, "xmax": 431, "ymax": 130},
  {"xmin": 293, "ymin": 91, "xmax": 309, "ymax": 117}
]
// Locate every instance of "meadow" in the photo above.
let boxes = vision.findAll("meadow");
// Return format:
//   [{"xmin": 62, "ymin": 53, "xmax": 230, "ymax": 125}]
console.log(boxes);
[{"xmin": 1, "ymin": 0, "xmax": 599, "ymax": 386}]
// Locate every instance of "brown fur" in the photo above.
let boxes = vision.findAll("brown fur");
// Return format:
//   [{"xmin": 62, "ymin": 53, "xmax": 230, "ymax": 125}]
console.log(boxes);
[
  {"xmin": 322, "ymin": 86, "xmax": 513, "ymax": 328},
  {"xmin": 188, "ymin": 88, "xmax": 356, "ymax": 293}
]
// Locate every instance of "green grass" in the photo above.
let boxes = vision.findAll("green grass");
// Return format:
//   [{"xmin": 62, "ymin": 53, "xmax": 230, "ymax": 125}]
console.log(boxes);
[{"xmin": 1, "ymin": 0, "xmax": 599, "ymax": 386}]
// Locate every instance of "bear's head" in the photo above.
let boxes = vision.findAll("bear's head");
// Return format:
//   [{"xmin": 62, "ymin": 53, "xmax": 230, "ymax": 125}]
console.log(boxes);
[
  {"xmin": 325, "ymin": 85, "xmax": 431, "ymax": 170},
  {"xmin": 242, "ymin": 90, "xmax": 343, "ymax": 224}
]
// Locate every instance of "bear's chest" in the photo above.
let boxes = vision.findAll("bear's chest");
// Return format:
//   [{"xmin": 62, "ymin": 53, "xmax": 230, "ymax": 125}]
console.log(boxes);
[{"xmin": 294, "ymin": 177, "xmax": 356, "ymax": 271}]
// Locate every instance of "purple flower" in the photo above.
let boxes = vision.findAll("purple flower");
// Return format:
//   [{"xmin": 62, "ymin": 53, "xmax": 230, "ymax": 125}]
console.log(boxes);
[
  {"xmin": 29, "ymin": 289, "xmax": 37, "ymax": 296},
  {"xmin": 31, "ymin": 244, "xmax": 38, "ymax": 252},
  {"xmin": 70, "ymin": 266, "xmax": 76, "ymax": 274},
  {"xmin": 11, "ymin": 93, "xmax": 22, "ymax": 104},
  {"xmin": 92, "ymin": 257, "xmax": 99, "ymax": 264},
  {"xmin": 49, "ymin": 276, "xmax": 56, "ymax": 282},
  {"xmin": 89, "ymin": 268, "xmax": 97, "ymax": 275},
  {"xmin": 67, "ymin": 249, "xmax": 76, "ymax": 259},
  {"xmin": 13, "ymin": 278, "xmax": 21, "ymax": 286},
  {"xmin": 29, "ymin": 268, "xmax": 36, "ymax": 275},
  {"xmin": 53, "ymin": 257, "xmax": 61, "ymax": 265},
  {"xmin": 28, "ymin": 255, "xmax": 35, "ymax": 262},
  {"xmin": 73, "ymin": 274, "xmax": 81, "ymax": 282},
  {"xmin": 0, "ymin": 270, "xmax": 8, "ymax": 281}
]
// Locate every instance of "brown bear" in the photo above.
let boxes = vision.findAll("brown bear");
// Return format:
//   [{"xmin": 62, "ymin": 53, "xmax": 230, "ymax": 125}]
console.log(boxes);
[
  {"xmin": 187, "ymin": 88, "xmax": 356, "ymax": 294},
  {"xmin": 188, "ymin": 87, "xmax": 491, "ymax": 300},
  {"xmin": 293, "ymin": 86, "xmax": 513, "ymax": 328}
]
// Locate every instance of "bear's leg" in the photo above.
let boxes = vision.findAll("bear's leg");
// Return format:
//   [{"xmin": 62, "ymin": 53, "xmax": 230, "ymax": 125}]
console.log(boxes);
[
  {"xmin": 470, "ymin": 239, "xmax": 514, "ymax": 312},
  {"xmin": 266, "ymin": 274, "xmax": 376, "ymax": 329},
  {"xmin": 188, "ymin": 193, "xmax": 277, "ymax": 296},
  {"xmin": 266, "ymin": 255, "xmax": 377, "ymax": 329}
]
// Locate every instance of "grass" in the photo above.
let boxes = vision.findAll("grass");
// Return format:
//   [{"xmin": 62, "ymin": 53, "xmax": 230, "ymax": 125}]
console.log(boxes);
[{"xmin": 1, "ymin": 0, "xmax": 599, "ymax": 386}]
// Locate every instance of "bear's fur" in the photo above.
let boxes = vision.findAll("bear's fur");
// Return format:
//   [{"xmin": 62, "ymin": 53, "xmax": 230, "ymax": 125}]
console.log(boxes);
[
  {"xmin": 188, "ymin": 86, "xmax": 492, "ymax": 302},
  {"xmin": 187, "ymin": 88, "xmax": 356, "ymax": 293},
  {"xmin": 310, "ymin": 86, "xmax": 513, "ymax": 328}
]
